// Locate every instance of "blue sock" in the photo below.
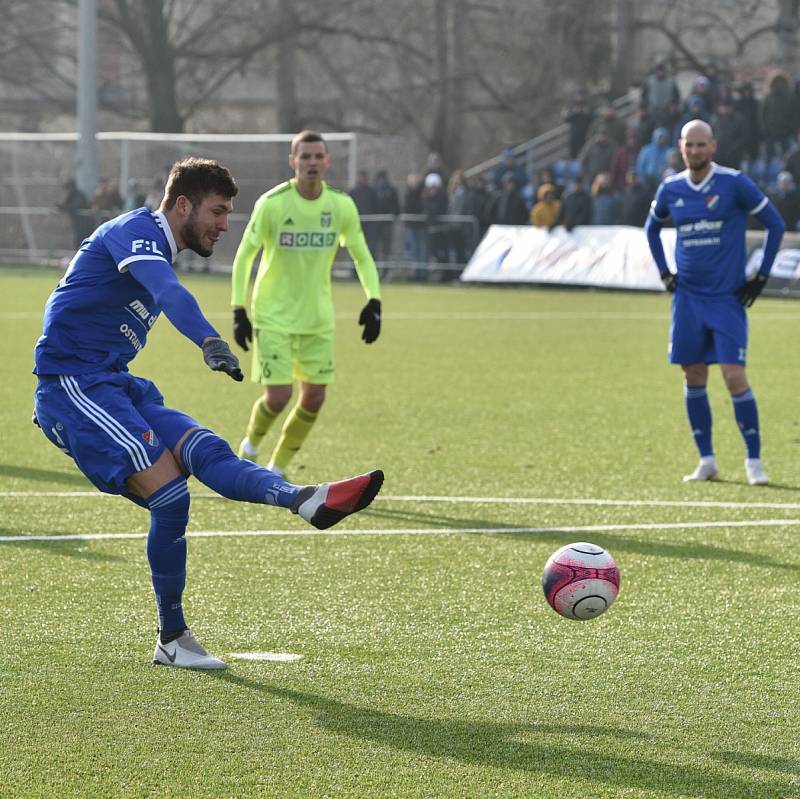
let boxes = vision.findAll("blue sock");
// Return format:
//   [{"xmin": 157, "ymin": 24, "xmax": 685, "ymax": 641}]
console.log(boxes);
[
  {"xmin": 146, "ymin": 476, "xmax": 189, "ymax": 633},
  {"xmin": 732, "ymin": 388, "xmax": 761, "ymax": 459},
  {"xmin": 180, "ymin": 428, "xmax": 300, "ymax": 508},
  {"xmin": 684, "ymin": 384, "xmax": 713, "ymax": 457}
]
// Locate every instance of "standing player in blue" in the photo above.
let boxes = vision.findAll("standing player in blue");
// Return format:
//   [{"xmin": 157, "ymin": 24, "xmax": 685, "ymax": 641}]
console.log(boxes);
[
  {"xmin": 33, "ymin": 158, "xmax": 383, "ymax": 670},
  {"xmin": 645, "ymin": 120, "xmax": 785, "ymax": 485}
]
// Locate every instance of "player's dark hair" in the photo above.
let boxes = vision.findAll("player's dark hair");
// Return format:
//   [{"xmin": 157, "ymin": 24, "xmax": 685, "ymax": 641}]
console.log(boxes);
[
  {"xmin": 161, "ymin": 158, "xmax": 238, "ymax": 210},
  {"xmin": 291, "ymin": 130, "xmax": 327, "ymax": 156}
]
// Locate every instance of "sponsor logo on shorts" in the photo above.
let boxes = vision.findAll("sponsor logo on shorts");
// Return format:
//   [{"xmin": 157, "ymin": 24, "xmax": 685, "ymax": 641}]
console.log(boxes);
[
  {"xmin": 51, "ymin": 426, "xmax": 67, "ymax": 449},
  {"xmin": 142, "ymin": 429, "xmax": 158, "ymax": 447}
]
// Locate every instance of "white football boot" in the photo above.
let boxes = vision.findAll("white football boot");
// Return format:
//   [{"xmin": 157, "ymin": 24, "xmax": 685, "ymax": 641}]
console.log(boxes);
[
  {"xmin": 153, "ymin": 629, "xmax": 227, "ymax": 670},
  {"xmin": 683, "ymin": 456, "xmax": 719, "ymax": 483},
  {"xmin": 292, "ymin": 470, "xmax": 384, "ymax": 530},
  {"xmin": 745, "ymin": 458, "xmax": 769, "ymax": 486}
]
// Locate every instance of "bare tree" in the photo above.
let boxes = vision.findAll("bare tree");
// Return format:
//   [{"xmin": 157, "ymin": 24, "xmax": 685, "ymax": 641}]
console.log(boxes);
[
  {"xmin": 611, "ymin": 0, "xmax": 635, "ymax": 96},
  {"xmin": 776, "ymin": 0, "xmax": 800, "ymax": 76}
]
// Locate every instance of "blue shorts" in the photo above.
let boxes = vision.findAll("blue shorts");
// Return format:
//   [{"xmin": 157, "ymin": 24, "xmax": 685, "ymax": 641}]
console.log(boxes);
[
  {"xmin": 34, "ymin": 371, "xmax": 199, "ymax": 495},
  {"xmin": 669, "ymin": 292, "xmax": 748, "ymax": 366}
]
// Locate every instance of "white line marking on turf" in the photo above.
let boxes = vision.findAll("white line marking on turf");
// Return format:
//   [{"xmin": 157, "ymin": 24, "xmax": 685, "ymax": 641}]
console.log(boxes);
[
  {"xmin": 1, "ymin": 518, "xmax": 798, "ymax": 543},
  {"xmin": 228, "ymin": 652, "xmax": 303, "ymax": 662},
  {"xmin": 5, "ymin": 490, "xmax": 800, "ymax": 512},
  {"xmin": 6, "ymin": 310, "xmax": 800, "ymax": 322}
]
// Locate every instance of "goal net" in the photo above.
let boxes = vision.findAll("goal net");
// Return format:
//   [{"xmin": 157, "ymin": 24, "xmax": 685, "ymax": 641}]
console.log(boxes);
[{"xmin": 0, "ymin": 131, "xmax": 358, "ymax": 266}]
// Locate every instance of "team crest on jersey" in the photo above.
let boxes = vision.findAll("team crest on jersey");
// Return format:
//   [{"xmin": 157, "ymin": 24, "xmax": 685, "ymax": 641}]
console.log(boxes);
[
  {"xmin": 705, "ymin": 194, "xmax": 720, "ymax": 210},
  {"xmin": 320, "ymin": 211, "xmax": 331, "ymax": 228},
  {"xmin": 142, "ymin": 429, "xmax": 158, "ymax": 447}
]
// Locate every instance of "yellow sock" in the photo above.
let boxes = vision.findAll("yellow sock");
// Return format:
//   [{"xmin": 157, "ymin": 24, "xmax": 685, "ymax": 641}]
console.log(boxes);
[
  {"xmin": 245, "ymin": 396, "xmax": 279, "ymax": 447},
  {"xmin": 270, "ymin": 404, "xmax": 318, "ymax": 471}
]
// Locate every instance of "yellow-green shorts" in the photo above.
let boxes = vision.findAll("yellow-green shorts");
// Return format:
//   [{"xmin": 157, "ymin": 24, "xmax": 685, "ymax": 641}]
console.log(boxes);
[{"xmin": 251, "ymin": 325, "xmax": 335, "ymax": 385}]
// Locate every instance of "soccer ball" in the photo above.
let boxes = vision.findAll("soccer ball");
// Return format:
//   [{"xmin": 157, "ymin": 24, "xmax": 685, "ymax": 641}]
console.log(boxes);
[{"xmin": 541, "ymin": 542, "xmax": 620, "ymax": 620}]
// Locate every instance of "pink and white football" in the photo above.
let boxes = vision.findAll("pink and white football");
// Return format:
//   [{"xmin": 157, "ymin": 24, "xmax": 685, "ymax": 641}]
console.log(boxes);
[{"xmin": 542, "ymin": 542, "xmax": 620, "ymax": 620}]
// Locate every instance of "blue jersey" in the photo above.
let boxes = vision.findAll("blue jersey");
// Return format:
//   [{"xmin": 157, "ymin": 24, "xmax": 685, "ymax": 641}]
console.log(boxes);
[
  {"xmin": 34, "ymin": 208, "xmax": 178, "ymax": 375},
  {"xmin": 649, "ymin": 163, "xmax": 767, "ymax": 296}
]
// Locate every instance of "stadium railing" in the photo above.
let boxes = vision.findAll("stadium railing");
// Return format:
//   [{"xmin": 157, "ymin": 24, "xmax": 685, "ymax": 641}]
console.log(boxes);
[{"xmin": 463, "ymin": 89, "xmax": 641, "ymax": 185}]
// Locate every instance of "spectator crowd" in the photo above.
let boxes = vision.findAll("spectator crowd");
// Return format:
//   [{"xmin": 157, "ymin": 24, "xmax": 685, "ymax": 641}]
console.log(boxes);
[
  {"xmin": 522, "ymin": 63, "xmax": 800, "ymax": 234},
  {"xmin": 58, "ymin": 64, "xmax": 800, "ymax": 280}
]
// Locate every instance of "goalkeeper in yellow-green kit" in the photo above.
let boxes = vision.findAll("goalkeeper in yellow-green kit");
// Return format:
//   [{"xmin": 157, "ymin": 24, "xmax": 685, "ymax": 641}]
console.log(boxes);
[{"xmin": 230, "ymin": 130, "xmax": 382, "ymax": 476}]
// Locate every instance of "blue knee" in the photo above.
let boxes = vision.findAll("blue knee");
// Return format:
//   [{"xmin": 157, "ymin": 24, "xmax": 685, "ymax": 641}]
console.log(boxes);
[{"xmin": 180, "ymin": 428, "xmax": 231, "ymax": 475}]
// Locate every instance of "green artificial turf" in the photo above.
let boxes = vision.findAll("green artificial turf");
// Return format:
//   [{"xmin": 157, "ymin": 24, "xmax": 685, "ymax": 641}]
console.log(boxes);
[{"xmin": 1, "ymin": 267, "xmax": 798, "ymax": 798}]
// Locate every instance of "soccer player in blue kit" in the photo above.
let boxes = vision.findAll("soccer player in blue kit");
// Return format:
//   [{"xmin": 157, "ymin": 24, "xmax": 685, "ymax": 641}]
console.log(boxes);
[
  {"xmin": 645, "ymin": 120, "xmax": 785, "ymax": 485},
  {"xmin": 33, "ymin": 158, "xmax": 383, "ymax": 670}
]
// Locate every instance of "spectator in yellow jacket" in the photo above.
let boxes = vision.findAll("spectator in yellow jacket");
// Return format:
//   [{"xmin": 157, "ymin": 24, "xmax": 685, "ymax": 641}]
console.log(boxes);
[{"xmin": 530, "ymin": 183, "xmax": 562, "ymax": 227}]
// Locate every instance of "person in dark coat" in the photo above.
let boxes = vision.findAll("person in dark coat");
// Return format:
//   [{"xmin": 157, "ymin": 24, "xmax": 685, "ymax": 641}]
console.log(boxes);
[
  {"xmin": 554, "ymin": 176, "xmax": 592, "ymax": 232},
  {"xmin": 492, "ymin": 172, "xmax": 529, "ymax": 225},
  {"xmin": 58, "ymin": 178, "xmax": 92, "ymax": 249}
]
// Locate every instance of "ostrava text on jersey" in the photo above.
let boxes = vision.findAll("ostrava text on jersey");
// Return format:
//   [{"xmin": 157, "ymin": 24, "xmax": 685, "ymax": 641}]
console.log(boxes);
[
  {"xmin": 649, "ymin": 163, "xmax": 767, "ymax": 297},
  {"xmin": 34, "ymin": 208, "xmax": 178, "ymax": 375}
]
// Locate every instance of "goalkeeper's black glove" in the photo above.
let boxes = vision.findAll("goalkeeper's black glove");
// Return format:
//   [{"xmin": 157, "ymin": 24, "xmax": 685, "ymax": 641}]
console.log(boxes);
[
  {"xmin": 660, "ymin": 271, "xmax": 677, "ymax": 293},
  {"xmin": 232, "ymin": 307, "xmax": 253, "ymax": 351},
  {"xmin": 202, "ymin": 338, "xmax": 244, "ymax": 381},
  {"xmin": 735, "ymin": 272, "xmax": 768, "ymax": 307},
  {"xmin": 358, "ymin": 298, "xmax": 381, "ymax": 344}
]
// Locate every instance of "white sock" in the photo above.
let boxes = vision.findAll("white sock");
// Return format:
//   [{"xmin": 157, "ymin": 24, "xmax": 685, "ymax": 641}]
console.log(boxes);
[{"xmin": 241, "ymin": 438, "xmax": 259, "ymax": 456}]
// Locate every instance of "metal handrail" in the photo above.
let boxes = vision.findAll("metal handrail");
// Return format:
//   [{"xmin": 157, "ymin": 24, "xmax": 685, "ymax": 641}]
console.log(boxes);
[{"xmin": 464, "ymin": 89, "xmax": 641, "ymax": 180}]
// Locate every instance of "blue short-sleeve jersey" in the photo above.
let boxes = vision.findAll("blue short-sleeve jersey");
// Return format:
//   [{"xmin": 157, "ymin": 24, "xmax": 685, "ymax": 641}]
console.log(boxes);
[
  {"xmin": 649, "ymin": 163, "xmax": 767, "ymax": 296},
  {"xmin": 34, "ymin": 208, "xmax": 178, "ymax": 375}
]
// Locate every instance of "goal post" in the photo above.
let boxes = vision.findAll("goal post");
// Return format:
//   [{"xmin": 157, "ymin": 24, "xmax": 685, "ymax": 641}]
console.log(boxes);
[{"xmin": 0, "ymin": 131, "xmax": 358, "ymax": 264}]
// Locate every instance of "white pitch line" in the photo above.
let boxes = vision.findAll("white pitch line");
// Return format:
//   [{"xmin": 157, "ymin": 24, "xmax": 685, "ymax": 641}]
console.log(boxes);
[
  {"xmin": 5, "ymin": 310, "xmax": 800, "ymax": 322},
  {"xmin": 4, "ymin": 490, "xmax": 800, "ymax": 512},
  {"xmin": 1, "ymin": 518, "xmax": 798, "ymax": 543}
]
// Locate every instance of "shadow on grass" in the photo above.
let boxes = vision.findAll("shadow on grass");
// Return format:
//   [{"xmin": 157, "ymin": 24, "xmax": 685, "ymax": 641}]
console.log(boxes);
[
  {"xmin": 365, "ymin": 505, "xmax": 799, "ymax": 571},
  {"xmin": 499, "ymin": 530, "xmax": 800, "ymax": 572},
  {"xmin": 711, "ymin": 749, "xmax": 800, "ymax": 775},
  {"xmin": 0, "ymin": 463, "xmax": 91, "ymax": 487},
  {"xmin": 0, "ymin": 530, "xmax": 126, "ymax": 562},
  {"xmin": 210, "ymin": 673, "xmax": 792, "ymax": 798},
  {"xmin": 362, "ymin": 505, "xmax": 528, "ymax": 529},
  {"xmin": 711, "ymin": 477, "xmax": 800, "ymax": 493}
]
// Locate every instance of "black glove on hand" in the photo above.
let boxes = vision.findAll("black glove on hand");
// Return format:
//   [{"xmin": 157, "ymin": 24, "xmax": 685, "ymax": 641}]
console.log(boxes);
[
  {"xmin": 661, "ymin": 272, "xmax": 678, "ymax": 293},
  {"xmin": 735, "ymin": 272, "xmax": 768, "ymax": 307},
  {"xmin": 202, "ymin": 338, "xmax": 244, "ymax": 381},
  {"xmin": 358, "ymin": 298, "xmax": 382, "ymax": 344},
  {"xmin": 232, "ymin": 307, "xmax": 253, "ymax": 351}
]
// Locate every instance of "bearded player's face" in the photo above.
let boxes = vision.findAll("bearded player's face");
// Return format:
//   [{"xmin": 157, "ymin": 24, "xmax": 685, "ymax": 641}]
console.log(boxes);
[
  {"xmin": 680, "ymin": 128, "xmax": 716, "ymax": 172},
  {"xmin": 180, "ymin": 193, "xmax": 232, "ymax": 257}
]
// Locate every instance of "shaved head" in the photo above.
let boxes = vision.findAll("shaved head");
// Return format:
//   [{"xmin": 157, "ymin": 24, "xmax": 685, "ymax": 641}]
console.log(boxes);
[
  {"xmin": 680, "ymin": 119, "xmax": 714, "ymax": 141},
  {"xmin": 680, "ymin": 119, "xmax": 716, "ymax": 177}
]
